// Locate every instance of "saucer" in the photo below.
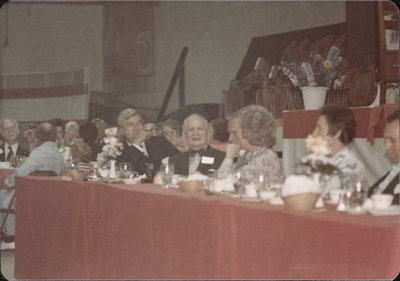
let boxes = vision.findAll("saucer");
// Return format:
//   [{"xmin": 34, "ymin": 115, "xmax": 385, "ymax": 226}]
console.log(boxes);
[
  {"xmin": 122, "ymin": 178, "xmax": 141, "ymax": 185},
  {"xmin": 346, "ymin": 208, "xmax": 367, "ymax": 215},
  {"xmin": 367, "ymin": 205, "xmax": 400, "ymax": 216}
]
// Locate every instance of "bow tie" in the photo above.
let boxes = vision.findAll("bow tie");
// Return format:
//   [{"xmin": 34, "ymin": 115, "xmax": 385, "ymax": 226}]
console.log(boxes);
[{"xmin": 189, "ymin": 148, "xmax": 205, "ymax": 157}]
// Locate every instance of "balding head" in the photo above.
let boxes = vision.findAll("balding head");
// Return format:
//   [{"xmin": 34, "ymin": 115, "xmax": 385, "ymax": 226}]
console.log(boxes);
[{"xmin": 35, "ymin": 122, "xmax": 57, "ymax": 144}]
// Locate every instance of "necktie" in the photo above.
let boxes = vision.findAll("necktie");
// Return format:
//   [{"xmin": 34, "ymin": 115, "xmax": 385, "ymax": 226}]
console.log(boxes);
[{"xmin": 7, "ymin": 146, "xmax": 14, "ymax": 162}]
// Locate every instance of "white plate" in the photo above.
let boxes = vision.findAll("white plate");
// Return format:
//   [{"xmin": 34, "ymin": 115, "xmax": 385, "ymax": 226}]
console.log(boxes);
[
  {"xmin": 269, "ymin": 197, "xmax": 284, "ymax": 205},
  {"xmin": 122, "ymin": 178, "xmax": 141, "ymax": 185},
  {"xmin": 346, "ymin": 208, "xmax": 367, "ymax": 215},
  {"xmin": 242, "ymin": 197, "xmax": 261, "ymax": 202},
  {"xmin": 367, "ymin": 205, "xmax": 400, "ymax": 216}
]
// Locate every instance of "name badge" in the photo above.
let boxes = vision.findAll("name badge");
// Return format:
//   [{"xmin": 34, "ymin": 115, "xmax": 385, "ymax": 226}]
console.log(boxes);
[{"xmin": 201, "ymin": 156, "xmax": 214, "ymax": 165}]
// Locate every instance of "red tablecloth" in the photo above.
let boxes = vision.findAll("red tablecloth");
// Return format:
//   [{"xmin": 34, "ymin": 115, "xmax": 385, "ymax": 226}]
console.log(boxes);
[{"xmin": 14, "ymin": 176, "xmax": 400, "ymax": 279}]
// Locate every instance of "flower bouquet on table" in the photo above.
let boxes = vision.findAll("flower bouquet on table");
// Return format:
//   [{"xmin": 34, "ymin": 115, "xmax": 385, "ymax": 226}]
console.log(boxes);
[
  {"xmin": 96, "ymin": 127, "xmax": 124, "ymax": 179},
  {"xmin": 282, "ymin": 135, "xmax": 340, "ymax": 211}
]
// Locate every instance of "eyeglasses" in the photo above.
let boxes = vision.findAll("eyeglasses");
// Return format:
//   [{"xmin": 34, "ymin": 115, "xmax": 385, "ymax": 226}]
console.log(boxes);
[
  {"xmin": 145, "ymin": 129, "xmax": 159, "ymax": 133},
  {"xmin": 164, "ymin": 131, "xmax": 179, "ymax": 137}
]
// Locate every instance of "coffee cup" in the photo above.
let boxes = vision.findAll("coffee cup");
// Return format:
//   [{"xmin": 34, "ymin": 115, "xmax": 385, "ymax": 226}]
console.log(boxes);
[
  {"xmin": 371, "ymin": 194, "xmax": 393, "ymax": 209},
  {"xmin": 244, "ymin": 183, "xmax": 258, "ymax": 198},
  {"xmin": 329, "ymin": 189, "xmax": 346, "ymax": 204}
]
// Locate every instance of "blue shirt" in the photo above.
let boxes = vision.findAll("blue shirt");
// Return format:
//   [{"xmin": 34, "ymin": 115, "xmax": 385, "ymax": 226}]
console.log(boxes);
[{"xmin": 4, "ymin": 141, "xmax": 64, "ymax": 187}]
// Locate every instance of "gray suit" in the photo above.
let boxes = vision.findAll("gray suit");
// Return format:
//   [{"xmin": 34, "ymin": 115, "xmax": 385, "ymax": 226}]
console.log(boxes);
[{"xmin": 1, "ymin": 141, "xmax": 64, "ymax": 236}]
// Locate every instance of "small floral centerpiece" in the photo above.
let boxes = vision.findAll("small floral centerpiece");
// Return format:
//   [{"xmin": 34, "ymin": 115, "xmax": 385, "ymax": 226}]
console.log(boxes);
[
  {"xmin": 299, "ymin": 135, "xmax": 340, "ymax": 176},
  {"xmin": 98, "ymin": 127, "xmax": 124, "ymax": 161},
  {"xmin": 96, "ymin": 127, "xmax": 124, "ymax": 179},
  {"xmin": 282, "ymin": 135, "xmax": 340, "ymax": 209},
  {"xmin": 280, "ymin": 46, "xmax": 343, "ymax": 88}
]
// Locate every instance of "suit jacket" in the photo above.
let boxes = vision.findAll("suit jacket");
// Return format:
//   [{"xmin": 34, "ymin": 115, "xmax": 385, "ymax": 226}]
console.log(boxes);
[
  {"xmin": 169, "ymin": 145, "xmax": 225, "ymax": 176},
  {"xmin": 0, "ymin": 143, "xmax": 30, "ymax": 162},
  {"xmin": 117, "ymin": 136, "xmax": 179, "ymax": 175},
  {"xmin": 367, "ymin": 171, "xmax": 399, "ymax": 205}
]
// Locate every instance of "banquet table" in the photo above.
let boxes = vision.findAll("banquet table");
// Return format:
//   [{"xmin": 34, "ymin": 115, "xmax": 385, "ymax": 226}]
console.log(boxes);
[
  {"xmin": 282, "ymin": 103, "xmax": 399, "ymax": 187},
  {"xmin": 13, "ymin": 176, "xmax": 400, "ymax": 279}
]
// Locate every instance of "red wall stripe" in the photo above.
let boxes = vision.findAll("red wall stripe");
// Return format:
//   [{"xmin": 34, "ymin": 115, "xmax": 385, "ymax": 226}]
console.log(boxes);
[{"xmin": 0, "ymin": 84, "xmax": 88, "ymax": 99}]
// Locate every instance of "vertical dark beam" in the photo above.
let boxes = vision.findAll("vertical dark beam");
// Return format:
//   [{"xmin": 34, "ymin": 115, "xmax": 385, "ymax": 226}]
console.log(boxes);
[
  {"xmin": 179, "ymin": 58, "xmax": 185, "ymax": 109},
  {"xmin": 157, "ymin": 47, "xmax": 188, "ymax": 121}
]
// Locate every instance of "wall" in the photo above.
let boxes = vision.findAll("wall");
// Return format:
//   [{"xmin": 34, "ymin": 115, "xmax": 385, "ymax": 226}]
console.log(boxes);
[
  {"xmin": 0, "ymin": 1, "xmax": 346, "ymax": 122},
  {"xmin": 132, "ymin": 0, "xmax": 346, "ymax": 120},
  {"xmin": 0, "ymin": 2, "xmax": 103, "ymax": 122}
]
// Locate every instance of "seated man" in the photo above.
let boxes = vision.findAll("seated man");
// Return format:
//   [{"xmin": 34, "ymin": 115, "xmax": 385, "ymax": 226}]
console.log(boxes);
[
  {"xmin": 117, "ymin": 108, "xmax": 179, "ymax": 176},
  {"xmin": 208, "ymin": 118, "xmax": 229, "ymax": 152},
  {"xmin": 368, "ymin": 110, "xmax": 399, "ymax": 204},
  {"xmin": 169, "ymin": 114, "xmax": 225, "ymax": 176},
  {"xmin": 48, "ymin": 117, "xmax": 65, "ymax": 148},
  {"xmin": 1, "ymin": 122, "xmax": 64, "ymax": 246},
  {"xmin": 0, "ymin": 119, "xmax": 30, "ymax": 162},
  {"xmin": 217, "ymin": 105, "xmax": 284, "ymax": 186},
  {"xmin": 144, "ymin": 121, "xmax": 161, "ymax": 139},
  {"xmin": 311, "ymin": 104, "xmax": 365, "ymax": 196}
]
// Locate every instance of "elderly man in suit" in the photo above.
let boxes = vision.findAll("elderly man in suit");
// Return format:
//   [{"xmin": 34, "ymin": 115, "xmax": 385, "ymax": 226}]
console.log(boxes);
[
  {"xmin": 0, "ymin": 119, "xmax": 29, "ymax": 163},
  {"xmin": 169, "ymin": 114, "xmax": 225, "ymax": 176},
  {"xmin": 117, "ymin": 108, "xmax": 179, "ymax": 177},
  {"xmin": 368, "ymin": 110, "xmax": 400, "ymax": 204}
]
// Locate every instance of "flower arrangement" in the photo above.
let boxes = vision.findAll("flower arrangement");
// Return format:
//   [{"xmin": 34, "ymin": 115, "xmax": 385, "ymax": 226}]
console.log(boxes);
[
  {"xmin": 280, "ymin": 46, "xmax": 343, "ymax": 88},
  {"xmin": 97, "ymin": 127, "xmax": 123, "ymax": 161},
  {"xmin": 298, "ymin": 135, "xmax": 341, "ymax": 176}
]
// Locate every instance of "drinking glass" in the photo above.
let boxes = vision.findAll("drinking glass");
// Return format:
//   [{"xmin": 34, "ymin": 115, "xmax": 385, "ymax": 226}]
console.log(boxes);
[
  {"xmin": 232, "ymin": 171, "xmax": 243, "ymax": 194},
  {"xmin": 90, "ymin": 161, "xmax": 99, "ymax": 180},
  {"xmin": 160, "ymin": 163, "xmax": 174, "ymax": 189},
  {"xmin": 119, "ymin": 162, "xmax": 132, "ymax": 179},
  {"xmin": 13, "ymin": 155, "xmax": 26, "ymax": 168}
]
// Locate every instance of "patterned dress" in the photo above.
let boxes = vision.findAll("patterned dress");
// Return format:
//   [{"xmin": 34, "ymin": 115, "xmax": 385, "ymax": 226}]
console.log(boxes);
[{"xmin": 218, "ymin": 146, "xmax": 285, "ymax": 185}]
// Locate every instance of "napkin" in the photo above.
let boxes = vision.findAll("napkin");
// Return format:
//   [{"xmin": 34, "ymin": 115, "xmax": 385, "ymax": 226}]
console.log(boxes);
[
  {"xmin": 282, "ymin": 175, "xmax": 320, "ymax": 196},
  {"xmin": 211, "ymin": 177, "xmax": 234, "ymax": 193}
]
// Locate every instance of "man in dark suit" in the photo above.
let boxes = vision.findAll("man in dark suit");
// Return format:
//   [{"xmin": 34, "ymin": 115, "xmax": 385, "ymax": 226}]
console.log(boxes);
[
  {"xmin": 116, "ymin": 108, "xmax": 179, "ymax": 177},
  {"xmin": 0, "ymin": 119, "xmax": 29, "ymax": 163},
  {"xmin": 169, "ymin": 114, "xmax": 225, "ymax": 176},
  {"xmin": 368, "ymin": 110, "xmax": 399, "ymax": 204}
]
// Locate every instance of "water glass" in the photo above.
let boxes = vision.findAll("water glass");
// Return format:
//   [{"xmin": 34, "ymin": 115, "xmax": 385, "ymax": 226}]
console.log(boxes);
[
  {"xmin": 160, "ymin": 163, "xmax": 174, "ymax": 188},
  {"xmin": 119, "ymin": 162, "xmax": 133, "ymax": 179},
  {"xmin": 232, "ymin": 171, "xmax": 243, "ymax": 194}
]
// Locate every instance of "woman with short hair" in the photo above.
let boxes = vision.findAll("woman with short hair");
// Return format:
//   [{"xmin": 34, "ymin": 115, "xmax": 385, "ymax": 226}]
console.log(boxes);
[{"xmin": 217, "ymin": 105, "xmax": 284, "ymax": 186}]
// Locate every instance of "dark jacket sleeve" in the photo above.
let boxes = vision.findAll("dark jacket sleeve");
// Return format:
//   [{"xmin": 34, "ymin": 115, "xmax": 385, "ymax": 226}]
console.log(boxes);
[{"xmin": 117, "ymin": 144, "xmax": 150, "ymax": 175}]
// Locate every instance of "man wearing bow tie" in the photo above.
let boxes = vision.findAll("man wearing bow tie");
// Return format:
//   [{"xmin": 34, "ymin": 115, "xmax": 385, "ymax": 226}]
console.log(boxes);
[
  {"xmin": 117, "ymin": 108, "xmax": 179, "ymax": 176},
  {"xmin": 0, "ymin": 119, "xmax": 29, "ymax": 163},
  {"xmin": 169, "ymin": 114, "xmax": 225, "ymax": 176}
]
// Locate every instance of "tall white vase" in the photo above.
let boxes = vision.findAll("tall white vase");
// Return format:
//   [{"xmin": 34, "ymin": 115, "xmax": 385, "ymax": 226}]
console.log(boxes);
[
  {"xmin": 109, "ymin": 160, "xmax": 117, "ymax": 178},
  {"xmin": 301, "ymin": 86, "xmax": 329, "ymax": 110}
]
